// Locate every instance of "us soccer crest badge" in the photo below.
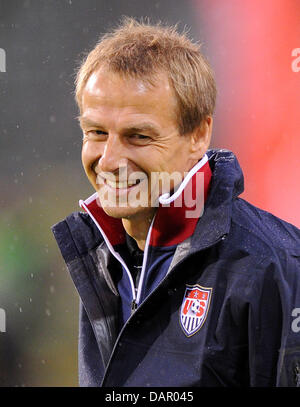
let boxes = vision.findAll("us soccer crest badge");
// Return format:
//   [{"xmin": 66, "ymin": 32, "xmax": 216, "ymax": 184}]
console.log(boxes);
[{"xmin": 180, "ymin": 284, "xmax": 212, "ymax": 337}]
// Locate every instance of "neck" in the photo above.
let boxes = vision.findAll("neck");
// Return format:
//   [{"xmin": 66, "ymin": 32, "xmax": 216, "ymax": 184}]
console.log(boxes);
[{"xmin": 122, "ymin": 209, "xmax": 156, "ymax": 251}]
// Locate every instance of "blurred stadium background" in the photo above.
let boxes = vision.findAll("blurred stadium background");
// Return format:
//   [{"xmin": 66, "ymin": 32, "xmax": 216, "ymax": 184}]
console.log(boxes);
[{"xmin": 0, "ymin": 0, "xmax": 299, "ymax": 386}]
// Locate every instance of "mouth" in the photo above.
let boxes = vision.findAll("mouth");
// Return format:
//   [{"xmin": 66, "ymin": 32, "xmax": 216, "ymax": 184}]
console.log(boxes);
[{"xmin": 104, "ymin": 178, "xmax": 142, "ymax": 190}]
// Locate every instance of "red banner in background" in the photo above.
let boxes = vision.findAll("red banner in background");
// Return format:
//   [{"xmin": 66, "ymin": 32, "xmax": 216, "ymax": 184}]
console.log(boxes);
[{"xmin": 193, "ymin": 0, "xmax": 300, "ymax": 226}]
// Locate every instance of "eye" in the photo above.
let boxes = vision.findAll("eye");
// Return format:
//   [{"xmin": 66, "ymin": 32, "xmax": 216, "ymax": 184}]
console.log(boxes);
[
  {"xmin": 90, "ymin": 130, "xmax": 108, "ymax": 136},
  {"xmin": 83, "ymin": 129, "xmax": 108, "ymax": 141},
  {"xmin": 128, "ymin": 134, "xmax": 151, "ymax": 144}
]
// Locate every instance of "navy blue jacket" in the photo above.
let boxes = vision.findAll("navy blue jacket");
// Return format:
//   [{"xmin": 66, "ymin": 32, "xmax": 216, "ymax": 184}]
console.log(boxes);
[{"xmin": 52, "ymin": 149, "xmax": 300, "ymax": 387}]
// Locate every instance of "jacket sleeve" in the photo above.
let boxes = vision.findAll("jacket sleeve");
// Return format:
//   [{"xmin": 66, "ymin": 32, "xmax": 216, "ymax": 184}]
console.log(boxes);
[
  {"xmin": 275, "ymin": 251, "xmax": 300, "ymax": 386},
  {"xmin": 248, "ymin": 251, "xmax": 300, "ymax": 387}
]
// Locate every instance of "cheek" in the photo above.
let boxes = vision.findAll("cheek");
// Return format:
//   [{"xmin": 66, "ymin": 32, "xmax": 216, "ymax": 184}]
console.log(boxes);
[
  {"xmin": 169, "ymin": 142, "xmax": 191, "ymax": 165},
  {"xmin": 81, "ymin": 142, "xmax": 98, "ymax": 182},
  {"xmin": 154, "ymin": 143, "xmax": 188, "ymax": 172},
  {"xmin": 81, "ymin": 143, "xmax": 90, "ymax": 171}
]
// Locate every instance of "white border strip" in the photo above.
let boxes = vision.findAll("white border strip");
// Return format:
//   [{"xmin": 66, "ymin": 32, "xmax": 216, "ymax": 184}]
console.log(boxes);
[{"xmin": 158, "ymin": 154, "xmax": 208, "ymax": 205}]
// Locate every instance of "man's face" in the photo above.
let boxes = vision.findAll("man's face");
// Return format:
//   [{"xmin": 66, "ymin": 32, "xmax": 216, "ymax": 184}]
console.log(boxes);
[{"xmin": 80, "ymin": 68, "xmax": 201, "ymax": 220}]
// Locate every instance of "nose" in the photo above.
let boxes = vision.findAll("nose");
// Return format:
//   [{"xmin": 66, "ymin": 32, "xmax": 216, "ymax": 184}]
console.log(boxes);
[{"xmin": 95, "ymin": 134, "xmax": 128, "ymax": 175}]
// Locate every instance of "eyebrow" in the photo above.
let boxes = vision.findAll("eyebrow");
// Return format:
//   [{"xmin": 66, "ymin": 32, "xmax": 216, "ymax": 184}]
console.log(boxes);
[
  {"xmin": 78, "ymin": 116, "xmax": 160, "ymax": 136},
  {"xmin": 78, "ymin": 116, "xmax": 99, "ymax": 128},
  {"xmin": 123, "ymin": 124, "xmax": 160, "ymax": 136}
]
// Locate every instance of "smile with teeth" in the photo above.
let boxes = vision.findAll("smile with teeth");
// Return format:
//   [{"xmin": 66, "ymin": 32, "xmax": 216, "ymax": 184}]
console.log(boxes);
[{"xmin": 105, "ymin": 178, "xmax": 141, "ymax": 189}]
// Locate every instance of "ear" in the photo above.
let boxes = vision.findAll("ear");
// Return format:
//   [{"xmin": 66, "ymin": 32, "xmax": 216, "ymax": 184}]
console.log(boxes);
[{"xmin": 189, "ymin": 116, "xmax": 213, "ymax": 160}]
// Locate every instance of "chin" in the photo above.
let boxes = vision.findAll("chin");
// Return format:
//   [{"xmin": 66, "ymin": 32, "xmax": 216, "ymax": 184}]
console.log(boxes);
[
  {"xmin": 101, "ymin": 204, "xmax": 142, "ymax": 219},
  {"xmin": 102, "ymin": 204, "xmax": 156, "ymax": 221}
]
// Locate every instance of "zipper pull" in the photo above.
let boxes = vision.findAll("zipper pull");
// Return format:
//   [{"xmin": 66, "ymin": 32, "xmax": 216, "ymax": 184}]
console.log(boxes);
[{"xmin": 131, "ymin": 299, "xmax": 137, "ymax": 315}]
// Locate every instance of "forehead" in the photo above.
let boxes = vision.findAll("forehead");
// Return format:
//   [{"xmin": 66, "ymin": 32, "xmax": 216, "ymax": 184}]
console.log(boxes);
[{"xmin": 81, "ymin": 68, "xmax": 178, "ymax": 124}]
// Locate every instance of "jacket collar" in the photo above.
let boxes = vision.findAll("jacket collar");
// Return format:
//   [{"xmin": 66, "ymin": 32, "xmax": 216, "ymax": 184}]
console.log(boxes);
[
  {"xmin": 166, "ymin": 149, "xmax": 245, "ymax": 275},
  {"xmin": 79, "ymin": 154, "xmax": 212, "ymax": 249},
  {"xmin": 191, "ymin": 149, "xmax": 244, "ymax": 251}
]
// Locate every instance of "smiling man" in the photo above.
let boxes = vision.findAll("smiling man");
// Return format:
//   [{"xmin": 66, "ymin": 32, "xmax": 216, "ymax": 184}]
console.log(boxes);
[{"xmin": 52, "ymin": 18, "xmax": 300, "ymax": 387}]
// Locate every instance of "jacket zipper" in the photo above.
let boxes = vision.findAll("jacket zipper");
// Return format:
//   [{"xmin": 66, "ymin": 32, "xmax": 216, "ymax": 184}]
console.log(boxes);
[
  {"xmin": 80, "ymin": 199, "xmax": 145, "ymax": 310},
  {"xmin": 131, "ymin": 299, "xmax": 138, "ymax": 315},
  {"xmin": 81, "ymin": 196, "xmax": 156, "ymax": 329}
]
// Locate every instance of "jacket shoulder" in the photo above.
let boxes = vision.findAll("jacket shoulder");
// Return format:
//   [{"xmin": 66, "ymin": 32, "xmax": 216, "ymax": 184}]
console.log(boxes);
[
  {"xmin": 231, "ymin": 197, "xmax": 300, "ymax": 257},
  {"xmin": 51, "ymin": 211, "xmax": 104, "ymax": 263}
]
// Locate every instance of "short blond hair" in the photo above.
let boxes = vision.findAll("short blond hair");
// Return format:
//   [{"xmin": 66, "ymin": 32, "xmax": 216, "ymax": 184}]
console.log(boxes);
[{"xmin": 75, "ymin": 17, "xmax": 216, "ymax": 134}]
